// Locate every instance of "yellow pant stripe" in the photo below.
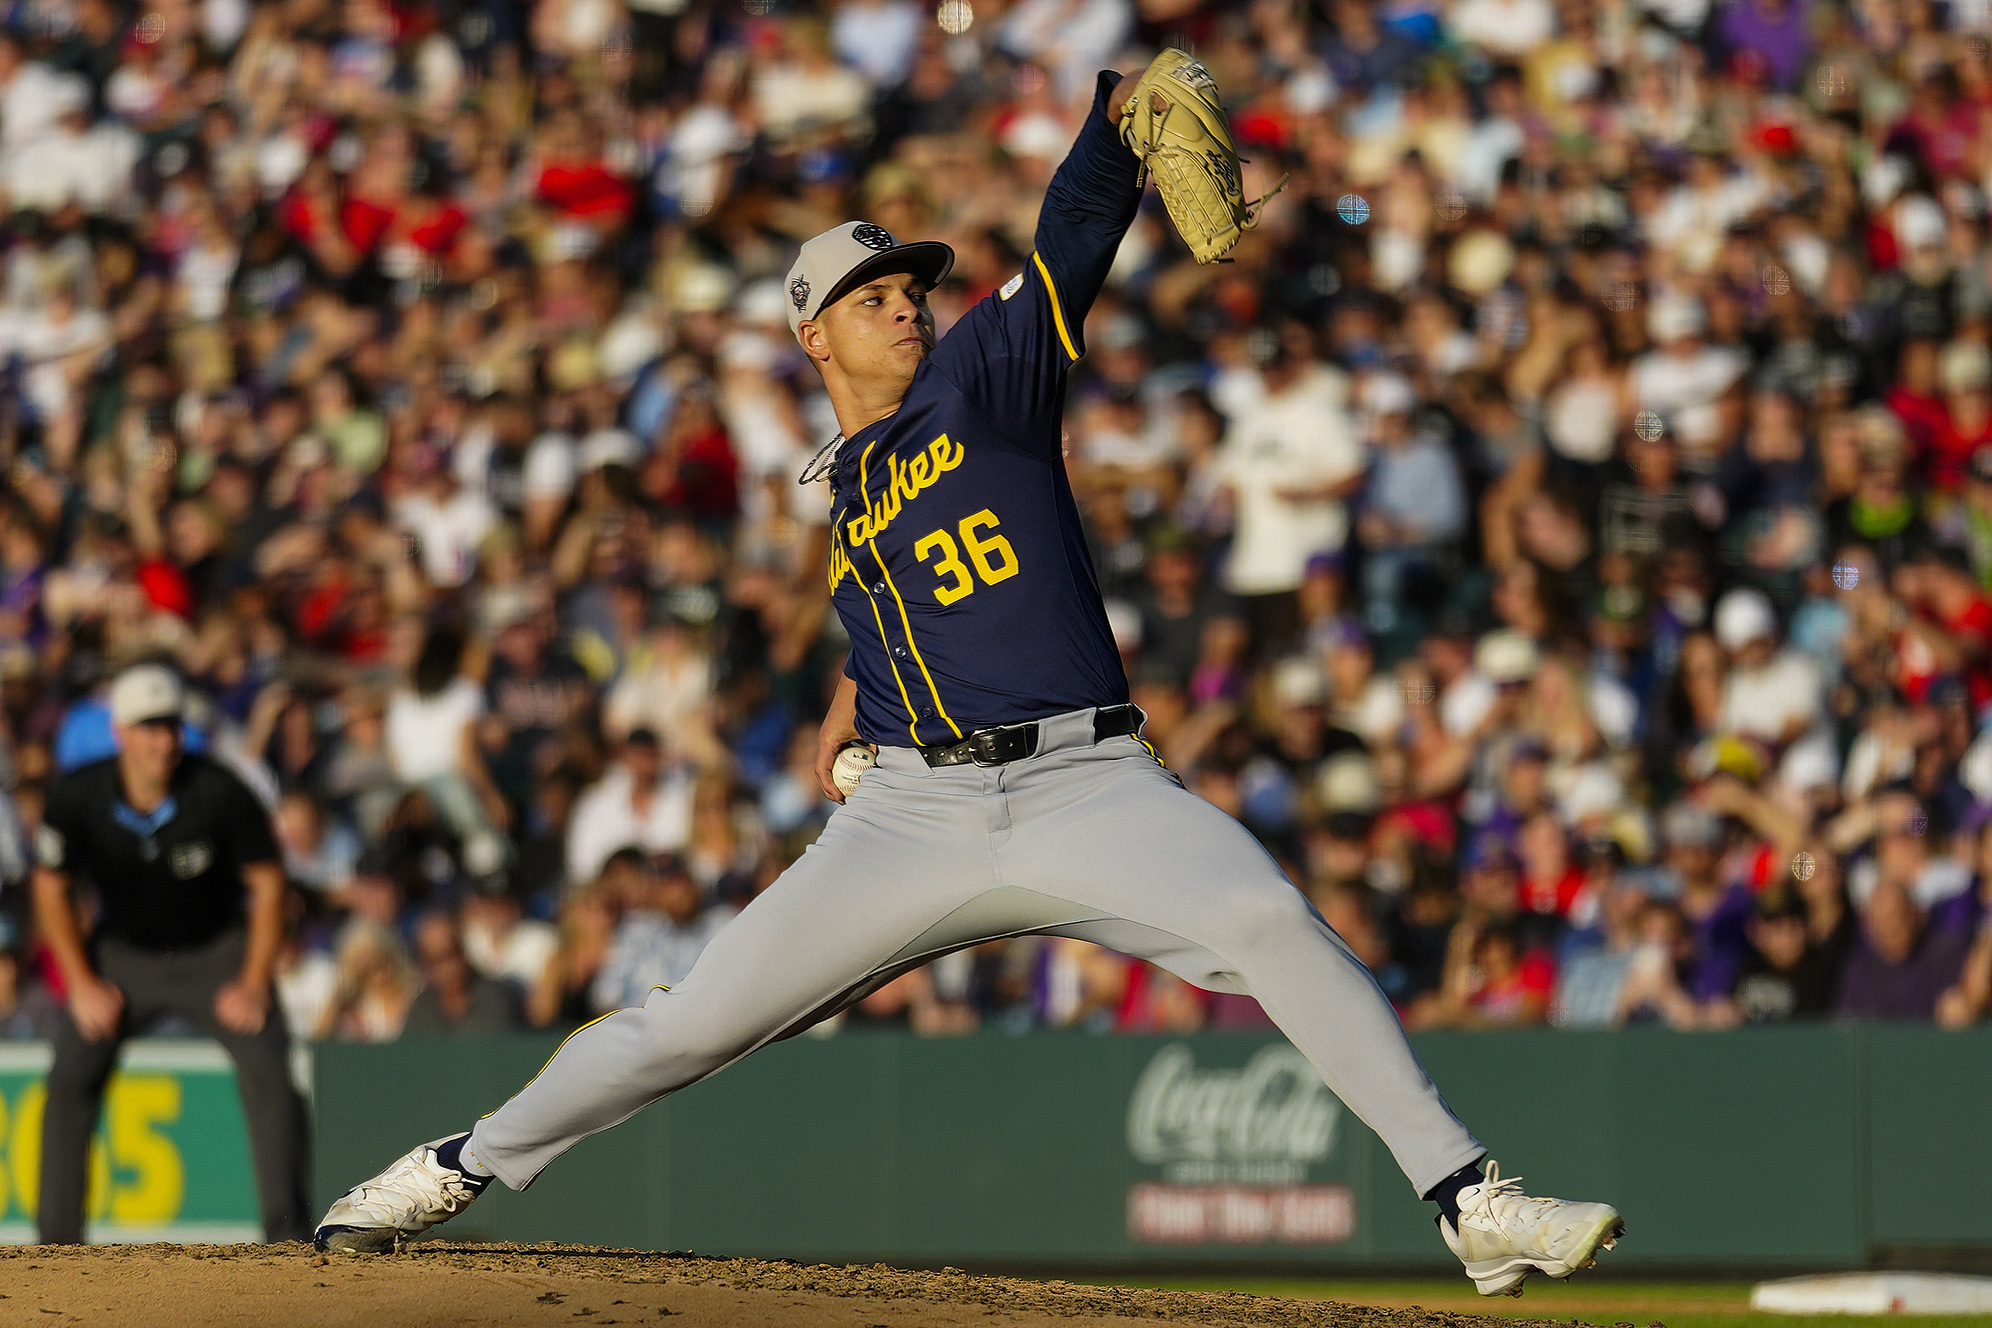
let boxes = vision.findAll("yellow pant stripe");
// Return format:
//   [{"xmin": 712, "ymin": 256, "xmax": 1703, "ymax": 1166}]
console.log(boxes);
[{"xmin": 480, "ymin": 1009, "xmax": 618, "ymax": 1118}]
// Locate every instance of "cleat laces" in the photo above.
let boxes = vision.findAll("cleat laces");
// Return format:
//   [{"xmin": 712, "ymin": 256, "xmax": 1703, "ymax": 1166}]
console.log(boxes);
[
  {"xmin": 344, "ymin": 1151, "xmax": 478, "ymax": 1228},
  {"xmin": 1462, "ymin": 1163, "xmax": 1564, "ymax": 1234}
]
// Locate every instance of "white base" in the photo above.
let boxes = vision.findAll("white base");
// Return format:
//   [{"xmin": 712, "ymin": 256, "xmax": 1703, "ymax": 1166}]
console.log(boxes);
[{"xmin": 1752, "ymin": 1273, "xmax": 1992, "ymax": 1315}]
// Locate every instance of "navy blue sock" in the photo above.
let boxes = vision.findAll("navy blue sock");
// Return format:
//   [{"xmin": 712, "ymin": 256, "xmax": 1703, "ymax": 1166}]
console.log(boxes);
[
  {"xmin": 432, "ymin": 1134, "xmax": 494, "ymax": 1189},
  {"xmin": 1425, "ymin": 1159, "xmax": 1485, "ymax": 1233}
]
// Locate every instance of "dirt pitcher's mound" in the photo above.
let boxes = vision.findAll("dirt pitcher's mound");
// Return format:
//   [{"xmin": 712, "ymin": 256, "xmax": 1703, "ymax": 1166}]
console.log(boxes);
[{"xmin": 0, "ymin": 1242, "xmax": 1589, "ymax": 1328}]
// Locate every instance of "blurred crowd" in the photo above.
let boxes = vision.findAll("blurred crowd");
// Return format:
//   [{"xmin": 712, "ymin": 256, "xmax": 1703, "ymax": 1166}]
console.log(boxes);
[{"xmin": 1, "ymin": 0, "xmax": 1992, "ymax": 1047}]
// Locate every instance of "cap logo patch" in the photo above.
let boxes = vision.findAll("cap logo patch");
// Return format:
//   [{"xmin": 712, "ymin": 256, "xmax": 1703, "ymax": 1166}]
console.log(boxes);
[
  {"xmin": 790, "ymin": 276, "xmax": 811, "ymax": 311},
  {"xmin": 851, "ymin": 223, "xmax": 897, "ymax": 251}
]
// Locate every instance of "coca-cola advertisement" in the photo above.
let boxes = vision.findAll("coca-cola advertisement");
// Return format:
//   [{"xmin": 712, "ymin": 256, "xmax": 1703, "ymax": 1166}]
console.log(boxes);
[{"xmin": 1123, "ymin": 1043, "xmax": 1357, "ymax": 1247}]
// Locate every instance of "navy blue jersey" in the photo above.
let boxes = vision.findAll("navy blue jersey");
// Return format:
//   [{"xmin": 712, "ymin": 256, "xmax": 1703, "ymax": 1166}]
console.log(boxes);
[{"xmin": 824, "ymin": 74, "xmax": 1142, "ymax": 748}]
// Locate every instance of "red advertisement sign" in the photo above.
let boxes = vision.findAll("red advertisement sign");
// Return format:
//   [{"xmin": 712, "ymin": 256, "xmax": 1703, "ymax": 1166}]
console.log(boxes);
[{"xmin": 1126, "ymin": 1182, "xmax": 1356, "ymax": 1246}]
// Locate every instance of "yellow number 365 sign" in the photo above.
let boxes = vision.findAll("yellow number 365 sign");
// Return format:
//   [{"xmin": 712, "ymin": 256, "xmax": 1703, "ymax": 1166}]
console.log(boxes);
[{"xmin": 0, "ymin": 1044, "xmax": 266, "ymax": 1243}]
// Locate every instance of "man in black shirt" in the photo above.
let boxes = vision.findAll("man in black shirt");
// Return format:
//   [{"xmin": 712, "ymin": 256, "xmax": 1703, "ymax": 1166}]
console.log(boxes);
[{"xmin": 32, "ymin": 664, "xmax": 310, "ymax": 1244}]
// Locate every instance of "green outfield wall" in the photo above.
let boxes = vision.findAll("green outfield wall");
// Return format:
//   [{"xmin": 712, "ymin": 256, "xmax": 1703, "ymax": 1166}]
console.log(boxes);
[{"xmin": 310, "ymin": 1026, "xmax": 1992, "ymax": 1269}]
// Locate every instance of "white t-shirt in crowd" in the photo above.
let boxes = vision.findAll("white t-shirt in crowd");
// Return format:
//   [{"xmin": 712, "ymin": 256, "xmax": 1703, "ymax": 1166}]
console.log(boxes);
[
  {"xmin": 566, "ymin": 763, "xmax": 696, "ymax": 885},
  {"xmin": 1449, "ymin": 0, "xmax": 1555, "ymax": 53},
  {"xmin": 1646, "ymin": 175, "xmax": 1774, "ymax": 268},
  {"xmin": 394, "ymin": 486, "xmax": 496, "ymax": 587},
  {"xmin": 605, "ymin": 651, "xmax": 713, "ymax": 739},
  {"xmin": 1545, "ymin": 377, "xmax": 1620, "ymax": 463},
  {"xmin": 1846, "ymin": 855, "xmax": 1973, "ymax": 910},
  {"xmin": 1441, "ymin": 669, "xmax": 1497, "ymax": 738},
  {"xmin": 177, "ymin": 242, "xmax": 241, "ymax": 322},
  {"xmin": 831, "ymin": 0, "xmax": 921, "ymax": 85},
  {"xmin": 276, "ymin": 949, "xmax": 339, "ymax": 1041},
  {"xmin": 8, "ymin": 124, "xmax": 141, "ymax": 215},
  {"xmin": 465, "ymin": 917, "xmax": 561, "ymax": 990},
  {"xmin": 0, "ymin": 61, "xmax": 68, "ymax": 162},
  {"xmin": 1629, "ymin": 343, "xmax": 1747, "ymax": 453},
  {"xmin": 10, "ymin": 304, "xmax": 110, "ymax": 420},
  {"xmin": 1213, "ymin": 363, "xmax": 1363, "ymax": 596},
  {"xmin": 1718, "ymin": 649, "xmax": 1823, "ymax": 742},
  {"xmin": 385, "ymin": 676, "xmax": 484, "ymax": 782},
  {"xmin": 523, "ymin": 431, "xmax": 579, "ymax": 499}
]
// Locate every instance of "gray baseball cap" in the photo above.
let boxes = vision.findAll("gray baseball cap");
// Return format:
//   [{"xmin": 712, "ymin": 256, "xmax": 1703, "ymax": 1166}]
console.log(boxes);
[{"xmin": 784, "ymin": 222, "xmax": 954, "ymax": 339}]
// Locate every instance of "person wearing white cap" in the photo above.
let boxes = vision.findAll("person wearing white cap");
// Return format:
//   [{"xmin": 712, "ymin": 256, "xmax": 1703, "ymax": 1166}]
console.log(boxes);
[
  {"xmin": 32, "ymin": 663, "xmax": 310, "ymax": 1244},
  {"xmin": 1713, "ymin": 587, "xmax": 1823, "ymax": 745},
  {"xmin": 318, "ymin": 60, "xmax": 1621, "ymax": 1298},
  {"xmin": 1628, "ymin": 292, "xmax": 1746, "ymax": 457}
]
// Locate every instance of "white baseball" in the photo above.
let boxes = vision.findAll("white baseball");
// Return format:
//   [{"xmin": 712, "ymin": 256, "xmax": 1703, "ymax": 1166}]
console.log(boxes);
[{"xmin": 832, "ymin": 743, "xmax": 876, "ymax": 796}]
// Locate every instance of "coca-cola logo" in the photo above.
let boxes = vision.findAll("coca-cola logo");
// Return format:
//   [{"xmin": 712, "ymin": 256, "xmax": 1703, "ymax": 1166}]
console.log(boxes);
[{"xmin": 1126, "ymin": 1044, "xmax": 1340, "ymax": 1184}]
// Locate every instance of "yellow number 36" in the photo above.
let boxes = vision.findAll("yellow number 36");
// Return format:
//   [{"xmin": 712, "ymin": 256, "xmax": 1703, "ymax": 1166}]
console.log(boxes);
[{"xmin": 915, "ymin": 509, "xmax": 1020, "ymax": 605}]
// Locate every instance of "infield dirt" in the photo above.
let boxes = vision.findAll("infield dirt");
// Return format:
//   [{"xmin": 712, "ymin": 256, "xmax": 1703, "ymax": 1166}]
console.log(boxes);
[{"xmin": 0, "ymin": 1242, "xmax": 1633, "ymax": 1328}]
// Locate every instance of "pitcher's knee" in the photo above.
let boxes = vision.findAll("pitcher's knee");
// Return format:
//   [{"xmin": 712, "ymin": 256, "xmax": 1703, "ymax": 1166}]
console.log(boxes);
[
  {"xmin": 617, "ymin": 992, "xmax": 759, "ymax": 1085},
  {"xmin": 1212, "ymin": 880, "xmax": 1322, "ymax": 951}
]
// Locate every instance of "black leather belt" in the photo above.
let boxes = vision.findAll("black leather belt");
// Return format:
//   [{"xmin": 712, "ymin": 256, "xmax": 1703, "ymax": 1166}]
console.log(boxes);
[{"xmin": 919, "ymin": 704, "xmax": 1143, "ymax": 768}]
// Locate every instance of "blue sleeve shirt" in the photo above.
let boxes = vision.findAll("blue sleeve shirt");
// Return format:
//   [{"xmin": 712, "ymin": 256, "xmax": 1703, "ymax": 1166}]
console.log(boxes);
[{"xmin": 824, "ymin": 72, "xmax": 1142, "ymax": 748}]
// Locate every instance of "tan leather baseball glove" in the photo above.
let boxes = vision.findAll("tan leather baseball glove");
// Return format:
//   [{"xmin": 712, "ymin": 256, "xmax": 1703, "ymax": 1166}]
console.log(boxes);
[{"xmin": 1119, "ymin": 49, "xmax": 1289, "ymax": 264}]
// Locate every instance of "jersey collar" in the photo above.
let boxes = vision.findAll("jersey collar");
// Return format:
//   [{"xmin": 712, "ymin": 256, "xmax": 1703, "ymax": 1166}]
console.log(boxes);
[{"xmin": 112, "ymin": 796, "xmax": 180, "ymax": 861}]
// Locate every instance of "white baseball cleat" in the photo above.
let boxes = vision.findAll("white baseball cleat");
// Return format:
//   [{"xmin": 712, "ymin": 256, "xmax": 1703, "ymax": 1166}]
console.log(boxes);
[
  {"xmin": 1440, "ymin": 1161, "xmax": 1624, "ymax": 1297},
  {"xmin": 314, "ymin": 1134, "xmax": 488, "ymax": 1253}
]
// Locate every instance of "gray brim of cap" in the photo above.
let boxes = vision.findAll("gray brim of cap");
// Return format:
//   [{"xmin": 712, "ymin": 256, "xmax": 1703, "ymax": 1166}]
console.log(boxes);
[{"xmin": 805, "ymin": 242, "xmax": 956, "ymax": 326}]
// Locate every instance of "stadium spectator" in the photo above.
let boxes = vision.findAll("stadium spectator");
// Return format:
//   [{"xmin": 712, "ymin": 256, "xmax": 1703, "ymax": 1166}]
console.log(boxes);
[
  {"xmin": 589, "ymin": 854, "xmax": 727, "ymax": 1013},
  {"xmin": 1616, "ymin": 899, "xmax": 1729, "ymax": 1029},
  {"xmin": 460, "ymin": 877, "xmax": 560, "ymax": 1012},
  {"xmin": 530, "ymin": 882, "xmax": 622, "ymax": 1030},
  {"xmin": 1550, "ymin": 872, "xmax": 1657, "ymax": 1029},
  {"xmin": 274, "ymin": 790, "xmax": 361, "ymax": 897},
  {"xmin": 567, "ymin": 728, "xmax": 693, "ymax": 884},
  {"xmin": 1728, "ymin": 889, "xmax": 1841, "ymax": 1023},
  {"xmin": 0, "ymin": 917, "xmax": 58, "ymax": 1037},
  {"xmin": 317, "ymin": 920, "xmax": 419, "ymax": 1043},
  {"xmin": 274, "ymin": 906, "xmax": 339, "ymax": 1042},
  {"xmin": 1938, "ymin": 919, "xmax": 1992, "ymax": 1027},
  {"xmin": 403, "ymin": 908, "xmax": 523, "ymax": 1035},
  {"xmin": 1837, "ymin": 879, "xmax": 1974, "ymax": 1021},
  {"xmin": 1713, "ymin": 588, "xmax": 1824, "ymax": 748}
]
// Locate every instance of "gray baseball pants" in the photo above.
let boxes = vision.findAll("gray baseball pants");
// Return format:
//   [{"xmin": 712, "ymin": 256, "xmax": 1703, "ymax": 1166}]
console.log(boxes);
[{"xmin": 470, "ymin": 707, "xmax": 1483, "ymax": 1196}]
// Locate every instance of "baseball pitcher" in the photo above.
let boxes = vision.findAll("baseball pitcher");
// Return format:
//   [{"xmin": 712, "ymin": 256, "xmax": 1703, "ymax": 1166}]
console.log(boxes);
[{"xmin": 317, "ymin": 57, "xmax": 1623, "ymax": 1296}]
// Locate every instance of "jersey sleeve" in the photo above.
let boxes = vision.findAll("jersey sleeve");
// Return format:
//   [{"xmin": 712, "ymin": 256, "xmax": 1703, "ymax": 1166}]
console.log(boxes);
[
  {"xmin": 220, "ymin": 769, "xmax": 282, "ymax": 867},
  {"xmin": 928, "ymin": 71, "xmax": 1143, "ymax": 450},
  {"xmin": 926, "ymin": 257, "xmax": 1088, "ymax": 446},
  {"xmin": 36, "ymin": 777, "xmax": 87, "ymax": 874}
]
